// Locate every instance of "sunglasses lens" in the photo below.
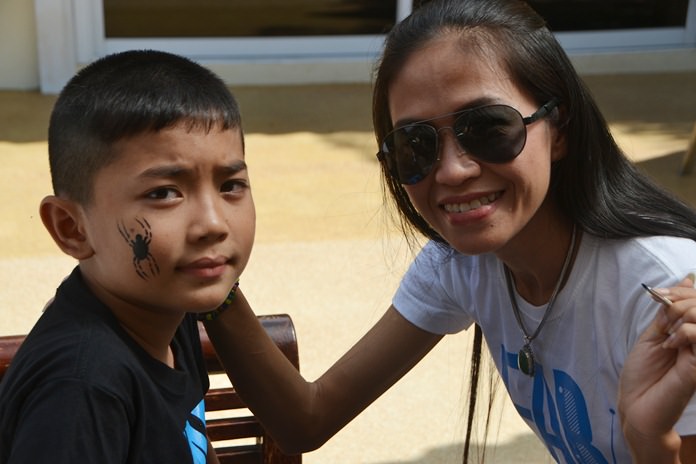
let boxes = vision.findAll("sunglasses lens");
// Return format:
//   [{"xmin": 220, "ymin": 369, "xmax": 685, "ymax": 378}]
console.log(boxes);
[
  {"xmin": 453, "ymin": 105, "xmax": 526, "ymax": 163},
  {"xmin": 380, "ymin": 105, "xmax": 529, "ymax": 185},
  {"xmin": 382, "ymin": 124, "xmax": 438, "ymax": 185}
]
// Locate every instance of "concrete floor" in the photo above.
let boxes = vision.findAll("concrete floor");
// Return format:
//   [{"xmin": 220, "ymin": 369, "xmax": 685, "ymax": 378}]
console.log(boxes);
[{"xmin": 1, "ymin": 72, "xmax": 695, "ymax": 463}]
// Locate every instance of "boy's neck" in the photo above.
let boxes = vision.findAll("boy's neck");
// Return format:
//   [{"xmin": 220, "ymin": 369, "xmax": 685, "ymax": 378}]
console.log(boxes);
[
  {"xmin": 119, "ymin": 319, "xmax": 178, "ymax": 368},
  {"xmin": 121, "ymin": 323, "xmax": 175, "ymax": 369},
  {"xmin": 79, "ymin": 272, "xmax": 184, "ymax": 368}
]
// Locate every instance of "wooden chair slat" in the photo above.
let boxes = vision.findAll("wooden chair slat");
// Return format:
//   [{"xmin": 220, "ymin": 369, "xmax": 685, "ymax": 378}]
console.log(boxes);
[
  {"xmin": 204, "ymin": 386, "xmax": 248, "ymax": 410},
  {"xmin": 206, "ymin": 416, "xmax": 264, "ymax": 440},
  {"xmin": 216, "ymin": 446, "xmax": 263, "ymax": 464}
]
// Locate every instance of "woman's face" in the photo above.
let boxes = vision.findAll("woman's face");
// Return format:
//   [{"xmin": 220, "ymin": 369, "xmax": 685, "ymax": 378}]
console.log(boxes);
[{"xmin": 387, "ymin": 35, "xmax": 565, "ymax": 256}]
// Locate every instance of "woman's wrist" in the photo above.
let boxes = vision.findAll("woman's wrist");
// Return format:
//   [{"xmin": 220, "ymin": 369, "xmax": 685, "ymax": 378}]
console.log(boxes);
[
  {"xmin": 623, "ymin": 424, "xmax": 681, "ymax": 464},
  {"xmin": 196, "ymin": 281, "xmax": 240, "ymax": 322}
]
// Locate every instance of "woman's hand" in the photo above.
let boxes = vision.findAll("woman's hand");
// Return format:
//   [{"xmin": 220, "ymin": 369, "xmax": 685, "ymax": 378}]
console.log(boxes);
[{"xmin": 619, "ymin": 275, "xmax": 696, "ymax": 463}]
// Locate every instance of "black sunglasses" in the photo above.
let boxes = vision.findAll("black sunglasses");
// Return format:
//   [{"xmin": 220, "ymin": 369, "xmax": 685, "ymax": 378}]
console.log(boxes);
[{"xmin": 377, "ymin": 100, "xmax": 559, "ymax": 185}]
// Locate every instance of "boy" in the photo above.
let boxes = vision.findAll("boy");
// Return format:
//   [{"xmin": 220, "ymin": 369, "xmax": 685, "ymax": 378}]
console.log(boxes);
[{"xmin": 0, "ymin": 50, "xmax": 255, "ymax": 463}]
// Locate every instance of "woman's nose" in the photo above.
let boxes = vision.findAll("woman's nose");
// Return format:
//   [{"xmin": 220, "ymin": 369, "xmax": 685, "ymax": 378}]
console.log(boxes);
[{"xmin": 433, "ymin": 128, "xmax": 481, "ymax": 185}]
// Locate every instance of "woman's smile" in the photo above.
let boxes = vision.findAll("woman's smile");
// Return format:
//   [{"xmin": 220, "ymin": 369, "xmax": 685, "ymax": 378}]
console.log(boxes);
[{"xmin": 441, "ymin": 191, "xmax": 502, "ymax": 214}]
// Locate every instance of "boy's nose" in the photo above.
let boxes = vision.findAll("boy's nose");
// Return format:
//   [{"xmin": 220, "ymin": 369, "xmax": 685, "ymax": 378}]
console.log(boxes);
[{"xmin": 189, "ymin": 196, "xmax": 229, "ymax": 242}]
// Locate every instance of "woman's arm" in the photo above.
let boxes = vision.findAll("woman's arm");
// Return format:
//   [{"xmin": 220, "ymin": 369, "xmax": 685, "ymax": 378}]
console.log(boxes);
[
  {"xmin": 203, "ymin": 288, "xmax": 443, "ymax": 454},
  {"xmin": 206, "ymin": 436, "xmax": 220, "ymax": 464},
  {"xmin": 618, "ymin": 276, "xmax": 696, "ymax": 464}
]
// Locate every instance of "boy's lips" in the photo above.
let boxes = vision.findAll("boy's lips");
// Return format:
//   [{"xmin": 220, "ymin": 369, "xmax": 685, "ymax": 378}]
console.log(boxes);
[{"xmin": 179, "ymin": 256, "xmax": 230, "ymax": 278}]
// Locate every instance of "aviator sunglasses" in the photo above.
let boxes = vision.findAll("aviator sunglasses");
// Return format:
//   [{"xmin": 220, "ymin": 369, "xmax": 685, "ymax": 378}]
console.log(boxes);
[{"xmin": 377, "ymin": 99, "xmax": 559, "ymax": 185}]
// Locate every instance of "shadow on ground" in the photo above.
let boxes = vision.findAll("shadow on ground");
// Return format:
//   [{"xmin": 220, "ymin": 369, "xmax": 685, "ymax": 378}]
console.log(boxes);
[
  {"xmin": 636, "ymin": 149, "xmax": 696, "ymax": 207},
  {"xmin": 0, "ymin": 83, "xmax": 375, "ymax": 143},
  {"xmin": 370, "ymin": 433, "xmax": 553, "ymax": 464},
  {"xmin": 2, "ymin": 71, "xmax": 694, "ymax": 143}
]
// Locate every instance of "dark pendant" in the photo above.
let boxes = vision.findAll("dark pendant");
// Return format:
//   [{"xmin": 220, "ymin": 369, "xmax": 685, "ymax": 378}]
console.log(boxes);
[{"xmin": 518, "ymin": 345, "xmax": 535, "ymax": 377}]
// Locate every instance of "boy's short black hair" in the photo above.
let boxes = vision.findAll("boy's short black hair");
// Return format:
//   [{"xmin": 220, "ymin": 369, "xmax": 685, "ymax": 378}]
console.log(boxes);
[{"xmin": 48, "ymin": 49, "xmax": 243, "ymax": 204}]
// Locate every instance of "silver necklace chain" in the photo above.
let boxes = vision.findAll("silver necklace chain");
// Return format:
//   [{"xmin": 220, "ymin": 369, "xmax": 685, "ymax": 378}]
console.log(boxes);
[{"xmin": 504, "ymin": 225, "xmax": 577, "ymax": 376}]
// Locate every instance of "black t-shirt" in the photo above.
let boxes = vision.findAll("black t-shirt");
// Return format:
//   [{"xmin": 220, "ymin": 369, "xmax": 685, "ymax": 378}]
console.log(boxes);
[{"xmin": 0, "ymin": 267, "xmax": 210, "ymax": 463}]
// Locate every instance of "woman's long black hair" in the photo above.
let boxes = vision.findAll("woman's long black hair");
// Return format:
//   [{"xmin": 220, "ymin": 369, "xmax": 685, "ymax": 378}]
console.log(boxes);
[{"xmin": 372, "ymin": 0, "xmax": 696, "ymax": 462}]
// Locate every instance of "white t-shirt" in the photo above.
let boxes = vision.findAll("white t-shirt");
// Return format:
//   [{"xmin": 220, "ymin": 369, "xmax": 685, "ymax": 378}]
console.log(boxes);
[{"xmin": 393, "ymin": 233, "xmax": 696, "ymax": 464}]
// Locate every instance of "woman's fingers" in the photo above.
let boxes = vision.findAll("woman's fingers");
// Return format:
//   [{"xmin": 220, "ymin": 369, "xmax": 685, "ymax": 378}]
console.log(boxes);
[{"xmin": 662, "ymin": 316, "xmax": 696, "ymax": 350}]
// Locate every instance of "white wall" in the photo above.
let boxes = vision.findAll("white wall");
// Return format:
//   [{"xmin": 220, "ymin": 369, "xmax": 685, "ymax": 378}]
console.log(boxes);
[{"xmin": 0, "ymin": 0, "xmax": 39, "ymax": 90}]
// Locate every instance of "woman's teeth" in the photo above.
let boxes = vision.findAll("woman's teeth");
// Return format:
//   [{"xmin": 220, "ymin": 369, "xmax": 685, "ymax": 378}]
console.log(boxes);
[{"xmin": 444, "ymin": 192, "xmax": 500, "ymax": 213}]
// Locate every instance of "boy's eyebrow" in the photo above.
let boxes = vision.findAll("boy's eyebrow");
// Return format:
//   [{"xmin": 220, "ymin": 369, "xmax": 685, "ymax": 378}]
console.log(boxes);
[
  {"xmin": 219, "ymin": 160, "xmax": 248, "ymax": 175},
  {"xmin": 137, "ymin": 160, "xmax": 248, "ymax": 179}
]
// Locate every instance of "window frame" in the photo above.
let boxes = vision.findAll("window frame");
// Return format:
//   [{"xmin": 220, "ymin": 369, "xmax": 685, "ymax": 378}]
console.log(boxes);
[{"xmin": 34, "ymin": 0, "xmax": 696, "ymax": 93}]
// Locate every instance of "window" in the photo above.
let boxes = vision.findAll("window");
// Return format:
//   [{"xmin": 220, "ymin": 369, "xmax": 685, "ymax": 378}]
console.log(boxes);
[
  {"xmin": 34, "ymin": 0, "xmax": 696, "ymax": 93},
  {"xmin": 103, "ymin": 0, "xmax": 398, "ymax": 38},
  {"xmin": 413, "ymin": 0, "xmax": 690, "ymax": 31},
  {"xmin": 530, "ymin": 0, "xmax": 689, "ymax": 31}
]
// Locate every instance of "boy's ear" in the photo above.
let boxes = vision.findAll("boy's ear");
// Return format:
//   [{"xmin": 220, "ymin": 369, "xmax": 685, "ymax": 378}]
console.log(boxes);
[{"xmin": 39, "ymin": 196, "xmax": 94, "ymax": 260}]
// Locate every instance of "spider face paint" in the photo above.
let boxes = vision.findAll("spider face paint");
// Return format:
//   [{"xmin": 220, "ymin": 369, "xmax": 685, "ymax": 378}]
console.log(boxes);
[{"xmin": 118, "ymin": 217, "xmax": 160, "ymax": 280}]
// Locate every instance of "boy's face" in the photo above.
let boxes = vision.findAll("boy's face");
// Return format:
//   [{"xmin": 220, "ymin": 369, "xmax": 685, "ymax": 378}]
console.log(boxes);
[{"xmin": 76, "ymin": 124, "xmax": 255, "ymax": 319}]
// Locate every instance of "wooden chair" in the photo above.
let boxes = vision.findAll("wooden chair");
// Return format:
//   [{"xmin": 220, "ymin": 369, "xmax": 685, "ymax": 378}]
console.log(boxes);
[{"xmin": 0, "ymin": 314, "xmax": 301, "ymax": 464}]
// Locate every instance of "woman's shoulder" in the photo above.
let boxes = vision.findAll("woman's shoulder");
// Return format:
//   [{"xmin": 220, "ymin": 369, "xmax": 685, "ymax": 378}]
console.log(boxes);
[
  {"xmin": 408, "ymin": 241, "xmax": 499, "ymax": 293},
  {"xmin": 415, "ymin": 240, "xmax": 494, "ymax": 273},
  {"xmin": 585, "ymin": 233, "xmax": 696, "ymax": 278},
  {"xmin": 589, "ymin": 234, "xmax": 696, "ymax": 257}
]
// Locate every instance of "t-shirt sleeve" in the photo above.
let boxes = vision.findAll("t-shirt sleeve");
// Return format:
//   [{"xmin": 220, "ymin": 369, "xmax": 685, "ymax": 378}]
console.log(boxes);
[
  {"xmin": 675, "ymin": 268, "xmax": 696, "ymax": 436},
  {"xmin": 8, "ymin": 379, "xmax": 129, "ymax": 464},
  {"xmin": 393, "ymin": 241, "xmax": 474, "ymax": 334},
  {"xmin": 622, "ymin": 245, "xmax": 696, "ymax": 437},
  {"xmin": 676, "ymin": 402, "xmax": 696, "ymax": 436}
]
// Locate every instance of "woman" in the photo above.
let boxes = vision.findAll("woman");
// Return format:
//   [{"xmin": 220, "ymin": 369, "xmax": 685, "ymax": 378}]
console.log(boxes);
[{"xmin": 205, "ymin": 1, "xmax": 696, "ymax": 462}]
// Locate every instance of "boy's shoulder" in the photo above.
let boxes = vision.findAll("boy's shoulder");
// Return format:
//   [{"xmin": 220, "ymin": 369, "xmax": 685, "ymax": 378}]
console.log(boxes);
[
  {"xmin": 0, "ymin": 270, "xmax": 207, "ymax": 464},
  {"xmin": 6, "ymin": 268, "xmax": 154, "ymax": 390},
  {"xmin": 2, "ymin": 267, "xmax": 203, "ymax": 401},
  {"xmin": 7, "ymin": 296, "xmax": 141, "ymax": 393}
]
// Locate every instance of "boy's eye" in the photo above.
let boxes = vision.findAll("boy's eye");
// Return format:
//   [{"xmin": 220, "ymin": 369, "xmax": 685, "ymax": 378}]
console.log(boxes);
[
  {"xmin": 146, "ymin": 187, "xmax": 180, "ymax": 200},
  {"xmin": 221, "ymin": 179, "xmax": 248, "ymax": 193}
]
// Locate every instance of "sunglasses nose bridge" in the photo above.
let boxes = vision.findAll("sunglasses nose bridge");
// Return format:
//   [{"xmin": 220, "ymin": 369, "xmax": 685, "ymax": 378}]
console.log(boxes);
[
  {"xmin": 431, "ymin": 129, "xmax": 482, "ymax": 186},
  {"xmin": 435, "ymin": 125, "xmax": 467, "ymax": 158}
]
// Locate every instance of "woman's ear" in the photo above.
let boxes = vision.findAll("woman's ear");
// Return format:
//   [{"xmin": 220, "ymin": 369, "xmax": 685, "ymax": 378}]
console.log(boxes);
[
  {"xmin": 551, "ymin": 130, "xmax": 567, "ymax": 162},
  {"xmin": 39, "ymin": 196, "xmax": 94, "ymax": 260},
  {"xmin": 550, "ymin": 108, "xmax": 568, "ymax": 162}
]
